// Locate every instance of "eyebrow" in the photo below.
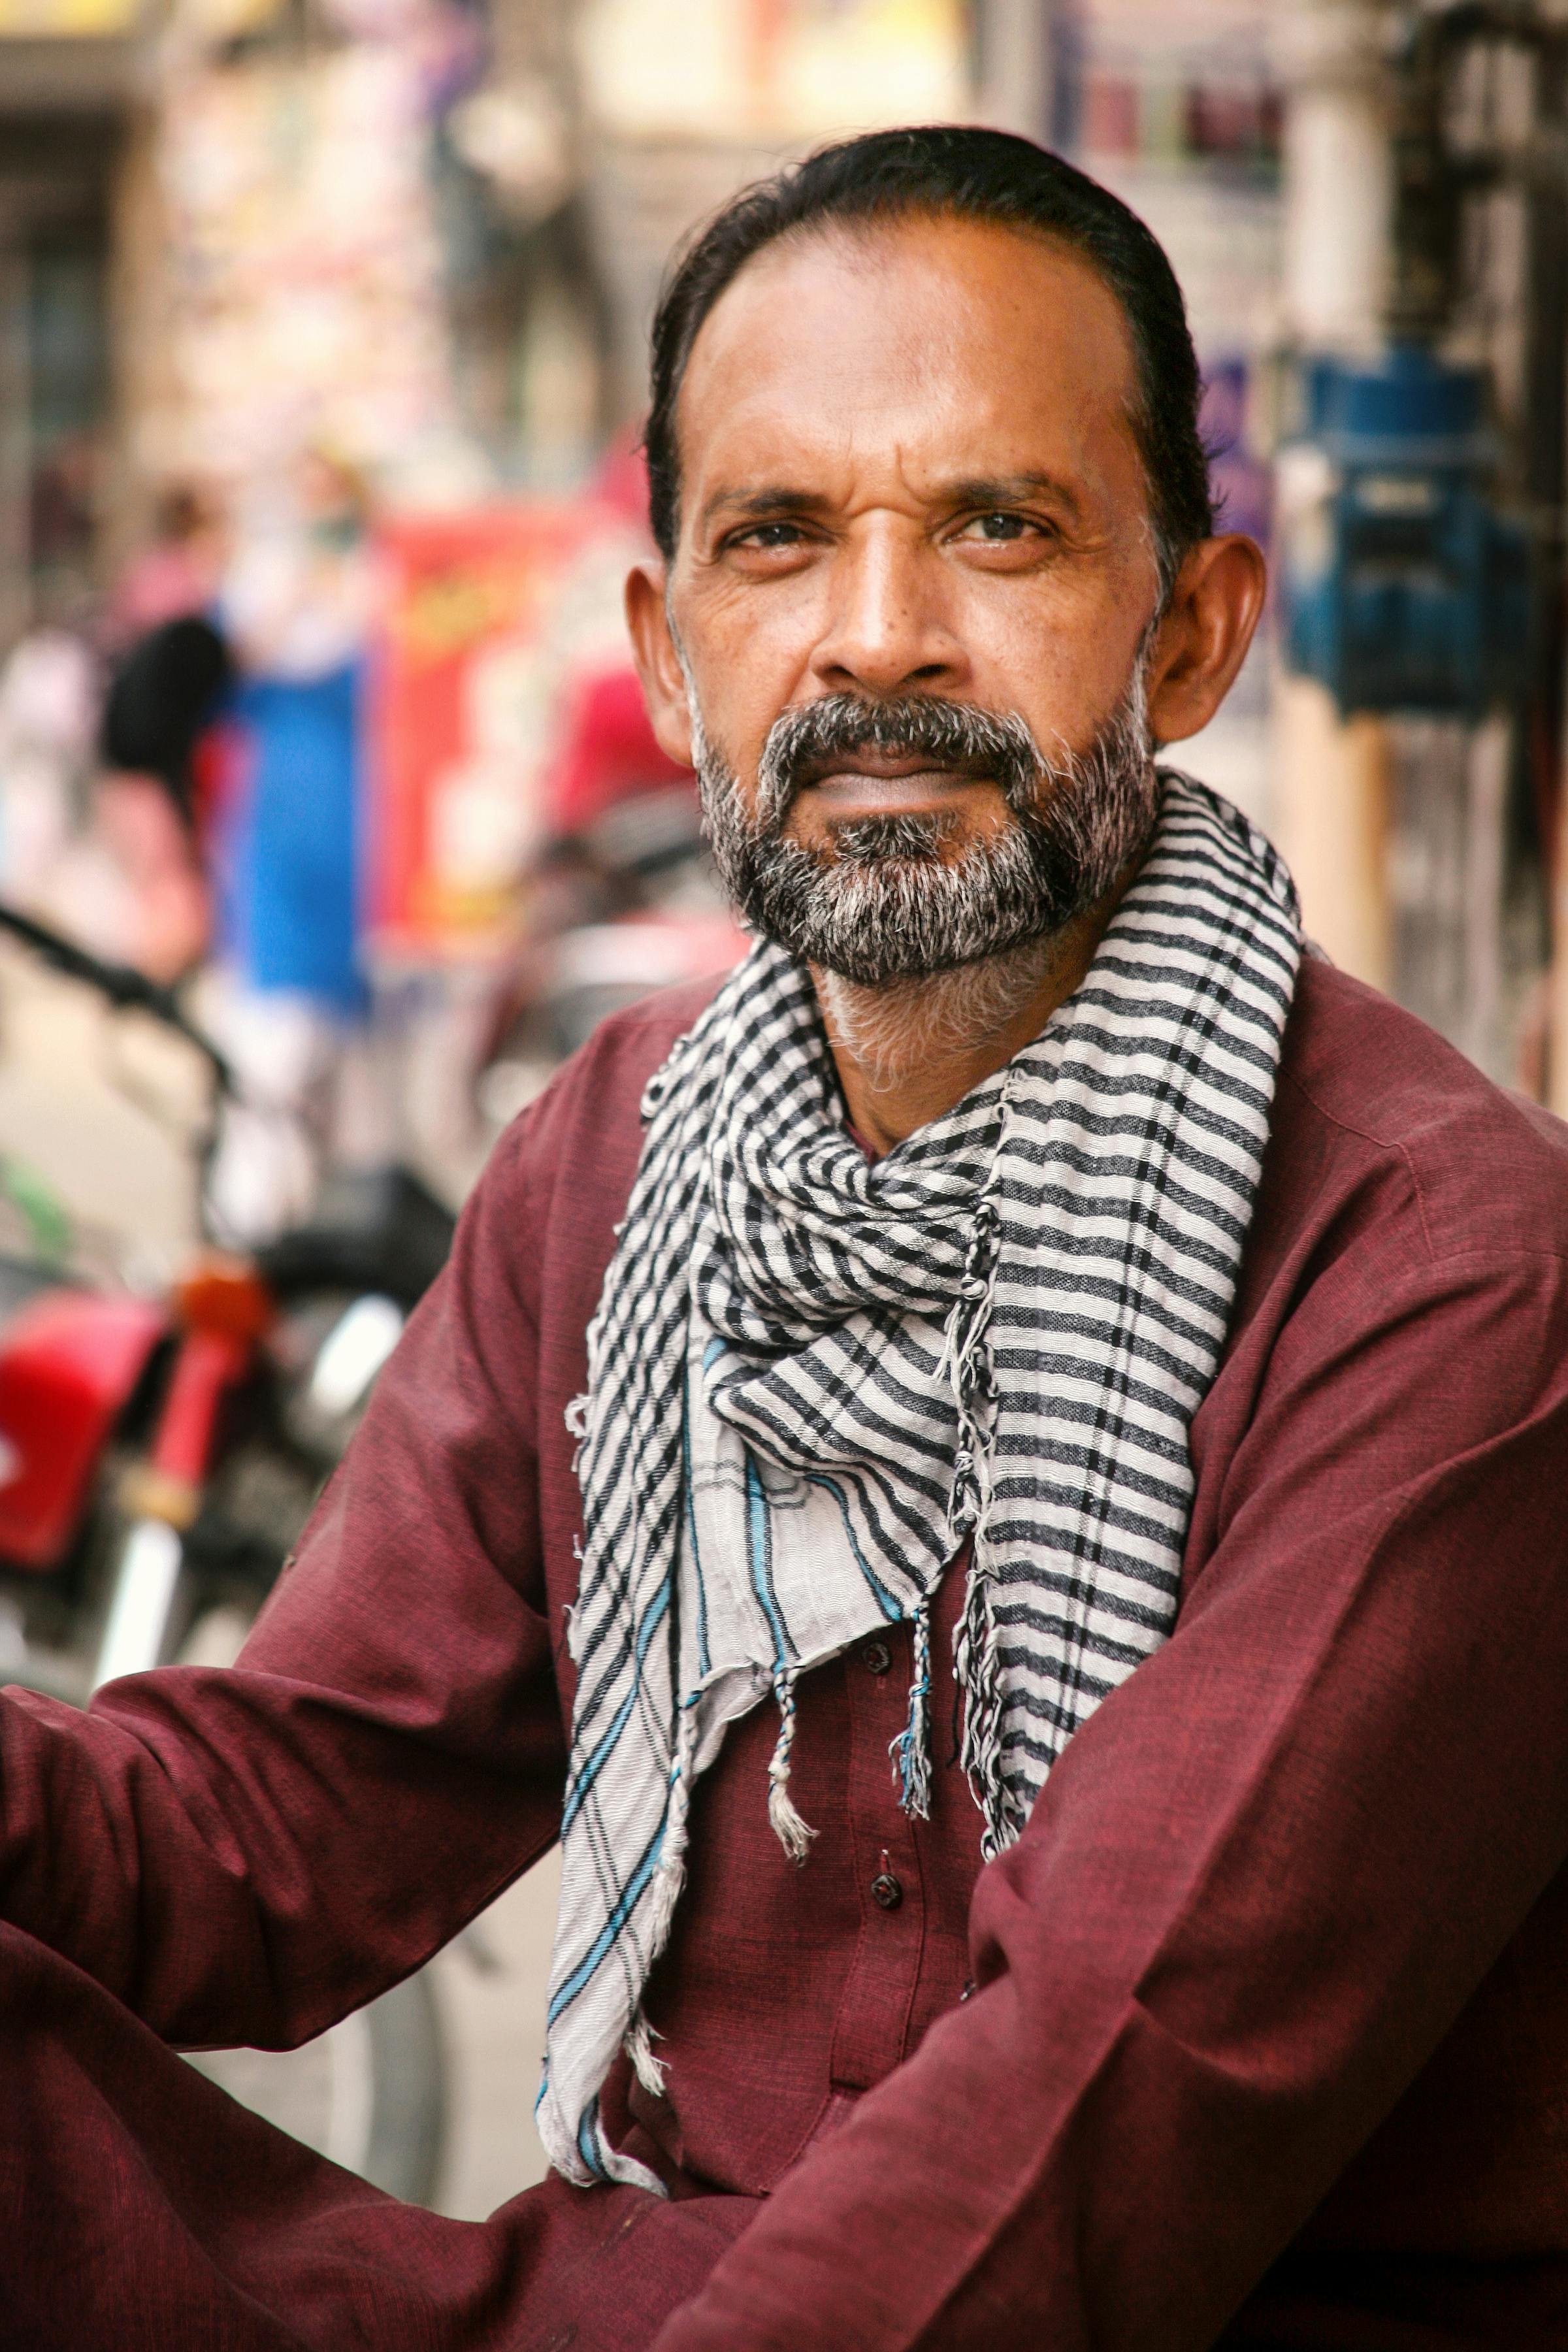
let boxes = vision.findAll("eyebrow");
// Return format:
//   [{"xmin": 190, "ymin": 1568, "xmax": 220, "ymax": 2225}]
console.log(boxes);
[
  {"xmin": 938, "ymin": 471, "xmax": 1085, "ymax": 519},
  {"xmin": 696, "ymin": 485, "xmax": 836, "ymax": 533},
  {"xmin": 696, "ymin": 470, "xmax": 1085, "ymax": 536}
]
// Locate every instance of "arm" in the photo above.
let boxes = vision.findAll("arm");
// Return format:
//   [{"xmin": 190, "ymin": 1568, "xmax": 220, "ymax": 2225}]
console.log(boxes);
[
  {"xmin": 0, "ymin": 1108, "xmax": 569, "ymax": 2049},
  {"xmin": 653, "ymin": 1246, "xmax": 1568, "ymax": 2351},
  {"xmin": 0, "ymin": 1026, "xmax": 779, "ymax": 2348}
]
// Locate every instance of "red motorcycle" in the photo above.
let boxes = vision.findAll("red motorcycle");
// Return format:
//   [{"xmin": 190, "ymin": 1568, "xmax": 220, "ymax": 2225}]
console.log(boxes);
[{"xmin": 0, "ymin": 899, "xmax": 455, "ymax": 2200}]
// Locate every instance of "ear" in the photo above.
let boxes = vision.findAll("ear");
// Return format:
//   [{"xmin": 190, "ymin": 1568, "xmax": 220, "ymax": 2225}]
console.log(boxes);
[
  {"xmin": 1143, "ymin": 535, "xmax": 1267, "ymax": 746},
  {"xmin": 625, "ymin": 561, "xmax": 695, "ymax": 768}
]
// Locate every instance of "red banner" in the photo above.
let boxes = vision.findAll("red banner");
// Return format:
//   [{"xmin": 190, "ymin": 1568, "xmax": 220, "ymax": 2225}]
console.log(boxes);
[{"xmin": 366, "ymin": 500, "xmax": 616, "ymax": 958}]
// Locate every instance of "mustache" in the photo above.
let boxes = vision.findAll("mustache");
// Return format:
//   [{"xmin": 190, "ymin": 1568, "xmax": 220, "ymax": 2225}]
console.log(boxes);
[
  {"xmin": 754, "ymin": 694, "xmax": 1043, "ymax": 827},
  {"xmin": 691, "ymin": 664, "xmax": 1159, "ymax": 986}
]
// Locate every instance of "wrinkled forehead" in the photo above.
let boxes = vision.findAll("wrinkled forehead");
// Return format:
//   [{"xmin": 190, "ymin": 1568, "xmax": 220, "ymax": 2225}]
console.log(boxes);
[{"xmin": 670, "ymin": 214, "xmax": 1147, "ymax": 533}]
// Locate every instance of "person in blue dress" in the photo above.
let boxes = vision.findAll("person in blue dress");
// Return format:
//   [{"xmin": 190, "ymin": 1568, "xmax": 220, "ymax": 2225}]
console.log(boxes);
[{"xmin": 209, "ymin": 450, "xmax": 382, "ymax": 1241}]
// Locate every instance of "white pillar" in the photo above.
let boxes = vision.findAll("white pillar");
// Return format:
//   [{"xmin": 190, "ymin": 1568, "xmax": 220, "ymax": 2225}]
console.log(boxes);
[
  {"xmin": 1279, "ymin": 2, "xmax": 1394, "ymax": 355},
  {"xmin": 1550, "ymin": 843, "xmax": 1568, "ymax": 1115},
  {"xmin": 1273, "ymin": 1, "xmax": 1396, "ymax": 988},
  {"xmin": 972, "ymin": 0, "xmax": 1053, "ymax": 144}
]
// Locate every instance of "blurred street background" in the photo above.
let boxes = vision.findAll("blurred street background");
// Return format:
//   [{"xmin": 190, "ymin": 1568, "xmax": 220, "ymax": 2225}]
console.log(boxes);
[{"xmin": 3, "ymin": 0, "xmax": 1568, "ymax": 2219}]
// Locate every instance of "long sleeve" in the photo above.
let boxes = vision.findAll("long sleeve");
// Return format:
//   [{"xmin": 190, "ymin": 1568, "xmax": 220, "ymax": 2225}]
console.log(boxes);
[
  {"xmin": 0, "ymin": 1108, "xmax": 570, "ymax": 2050},
  {"xmin": 652, "ymin": 1240, "xmax": 1568, "ymax": 2351},
  {"xmin": 0, "ymin": 1032, "xmax": 786, "ymax": 2352}
]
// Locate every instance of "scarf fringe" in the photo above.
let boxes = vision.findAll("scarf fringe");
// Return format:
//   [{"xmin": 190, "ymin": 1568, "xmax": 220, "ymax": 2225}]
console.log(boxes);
[
  {"xmin": 766, "ymin": 1666, "xmax": 817, "ymax": 1863},
  {"xmin": 889, "ymin": 1597, "xmax": 933, "ymax": 1818},
  {"xmin": 956, "ymin": 1550, "xmax": 1010, "ymax": 1859},
  {"xmin": 619, "ymin": 1699, "xmax": 702, "ymax": 2095},
  {"xmin": 938, "ymin": 1137, "xmax": 1013, "ymax": 1855},
  {"xmin": 625, "ymin": 2009, "xmax": 667, "ymax": 2099},
  {"xmin": 648, "ymin": 1701, "xmax": 701, "ymax": 1938}
]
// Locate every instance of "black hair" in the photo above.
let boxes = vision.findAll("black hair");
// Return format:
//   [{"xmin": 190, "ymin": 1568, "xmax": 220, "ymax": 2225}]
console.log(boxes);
[{"xmin": 644, "ymin": 124, "xmax": 1213, "ymax": 595}]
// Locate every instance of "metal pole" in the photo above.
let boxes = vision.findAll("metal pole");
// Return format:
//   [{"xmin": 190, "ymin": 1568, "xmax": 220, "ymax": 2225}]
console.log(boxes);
[
  {"xmin": 0, "ymin": 225, "xmax": 31, "ymax": 653},
  {"xmin": 1528, "ymin": 20, "xmax": 1568, "ymax": 1111}
]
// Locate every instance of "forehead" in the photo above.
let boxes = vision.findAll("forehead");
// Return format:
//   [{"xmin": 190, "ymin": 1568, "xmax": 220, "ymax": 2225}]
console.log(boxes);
[{"xmin": 673, "ymin": 214, "xmax": 1145, "ymax": 521}]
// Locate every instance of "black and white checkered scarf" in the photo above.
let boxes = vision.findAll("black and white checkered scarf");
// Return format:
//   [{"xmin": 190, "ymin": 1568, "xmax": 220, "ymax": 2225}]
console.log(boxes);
[{"xmin": 538, "ymin": 774, "xmax": 1301, "ymax": 2189}]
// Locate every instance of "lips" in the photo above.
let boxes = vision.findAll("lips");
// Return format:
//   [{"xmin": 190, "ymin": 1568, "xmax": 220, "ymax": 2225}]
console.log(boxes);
[
  {"xmin": 803, "ymin": 764, "xmax": 992, "ymax": 815},
  {"xmin": 796, "ymin": 749, "xmax": 992, "ymax": 789},
  {"xmin": 795, "ymin": 749, "xmax": 1001, "ymax": 823}
]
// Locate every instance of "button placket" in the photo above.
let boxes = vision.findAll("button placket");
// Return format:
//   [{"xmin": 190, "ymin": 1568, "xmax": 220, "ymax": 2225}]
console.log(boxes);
[{"xmin": 828, "ymin": 1626, "xmax": 928, "ymax": 2094}]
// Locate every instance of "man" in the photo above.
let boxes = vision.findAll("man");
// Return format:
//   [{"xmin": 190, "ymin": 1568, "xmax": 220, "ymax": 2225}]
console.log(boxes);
[{"xmin": 5, "ymin": 125, "xmax": 1568, "ymax": 2350}]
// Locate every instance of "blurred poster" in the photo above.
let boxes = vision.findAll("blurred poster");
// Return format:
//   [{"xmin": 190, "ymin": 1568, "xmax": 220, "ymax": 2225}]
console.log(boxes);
[
  {"xmin": 0, "ymin": 0, "xmax": 139, "ymax": 27},
  {"xmin": 157, "ymin": 44, "xmax": 459, "ymax": 483},
  {"xmin": 1068, "ymin": 0, "xmax": 1281, "ymax": 361},
  {"xmin": 367, "ymin": 502, "xmax": 626, "ymax": 959},
  {"xmin": 580, "ymin": 0, "xmax": 966, "ymax": 142}
]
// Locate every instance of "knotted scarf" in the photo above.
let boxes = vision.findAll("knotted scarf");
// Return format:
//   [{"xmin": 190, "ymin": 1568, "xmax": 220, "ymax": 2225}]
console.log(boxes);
[{"xmin": 538, "ymin": 774, "xmax": 1301, "ymax": 2187}]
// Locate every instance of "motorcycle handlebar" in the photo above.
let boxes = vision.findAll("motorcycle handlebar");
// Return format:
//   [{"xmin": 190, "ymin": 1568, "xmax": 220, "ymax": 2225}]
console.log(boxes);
[{"xmin": 0, "ymin": 900, "xmax": 234, "ymax": 1097}]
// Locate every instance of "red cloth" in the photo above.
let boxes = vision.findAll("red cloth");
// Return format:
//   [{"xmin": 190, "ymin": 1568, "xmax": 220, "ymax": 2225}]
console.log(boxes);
[
  {"xmin": 548, "ymin": 666, "xmax": 693, "ymax": 837},
  {"xmin": 5, "ymin": 958, "xmax": 1568, "ymax": 2347}
]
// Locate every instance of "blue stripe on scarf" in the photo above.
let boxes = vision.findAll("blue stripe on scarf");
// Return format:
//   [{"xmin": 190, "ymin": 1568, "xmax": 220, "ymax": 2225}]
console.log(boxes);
[
  {"xmin": 683, "ymin": 1388, "xmax": 711, "ymax": 1679},
  {"xmin": 561, "ymin": 1580, "xmax": 672, "ymax": 1838},
  {"xmin": 804, "ymin": 1471, "xmax": 901, "ymax": 1620},
  {"xmin": 745, "ymin": 1448, "xmax": 793, "ymax": 1666},
  {"xmin": 547, "ymin": 1812, "xmax": 668, "ymax": 2025}
]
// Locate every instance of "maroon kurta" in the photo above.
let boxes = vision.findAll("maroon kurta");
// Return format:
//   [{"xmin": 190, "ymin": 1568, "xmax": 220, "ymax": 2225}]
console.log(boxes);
[{"xmin": 5, "ymin": 956, "xmax": 1568, "ymax": 2349}]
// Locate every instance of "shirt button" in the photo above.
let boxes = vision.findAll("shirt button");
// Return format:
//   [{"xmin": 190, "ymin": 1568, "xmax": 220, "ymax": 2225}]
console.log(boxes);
[
  {"xmin": 871, "ymin": 1870, "xmax": 903, "ymax": 1911},
  {"xmin": 862, "ymin": 1639, "xmax": 892, "ymax": 1676}
]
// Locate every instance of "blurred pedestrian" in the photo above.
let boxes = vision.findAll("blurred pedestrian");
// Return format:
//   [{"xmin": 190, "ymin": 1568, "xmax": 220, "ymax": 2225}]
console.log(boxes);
[
  {"xmin": 0, "ymin": 627, "xmax": 98, "ymax": 910},
  {"xmin": 207, "ymin": 448, "xmax": 382, "ymax": 1240},
  {"xmin": 82, "ymin": 482, "xmax": 234, "ymax": 980},
  {"xmin": 109, "ymin": 481, "xmax": 227, "ymax": 645},
  {"xmin": 101, "ymin": 613, "xmax": 231, "ymax": 834}
]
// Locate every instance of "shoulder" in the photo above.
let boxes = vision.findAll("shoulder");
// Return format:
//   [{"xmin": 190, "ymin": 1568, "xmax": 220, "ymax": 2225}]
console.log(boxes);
[
  {"xmin": 466, "ymin": 973, "xmax": 728, "ymax": 1254},
  {"xmin": 537, "ymin": 973, "xmax": 728, "ymax": 1141},
  {"xmin": 1197, "ymin": 960, "xmax": 1568, "ymax": 1561},
  {"xmin": 1264, "ymin": 955, "xmax": 1568, "ymax": 1275}
]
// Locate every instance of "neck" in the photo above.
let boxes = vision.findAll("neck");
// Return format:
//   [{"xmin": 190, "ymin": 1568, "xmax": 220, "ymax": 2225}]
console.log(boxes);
[{"xmin": 814, "ymin": 887, "xmax": 1123, "ymax": 1157}]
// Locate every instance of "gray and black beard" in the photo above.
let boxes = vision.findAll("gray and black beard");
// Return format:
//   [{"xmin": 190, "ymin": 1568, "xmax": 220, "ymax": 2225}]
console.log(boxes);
[{"xmin": 693, "ymin": 678, "xmax": 1159, "ymax": 990}]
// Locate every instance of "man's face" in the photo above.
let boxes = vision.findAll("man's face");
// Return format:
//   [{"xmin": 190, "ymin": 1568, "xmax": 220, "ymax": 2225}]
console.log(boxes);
[{"xmin": 626, "ymin": 211, "xmax": 1262, "ymax": 982}]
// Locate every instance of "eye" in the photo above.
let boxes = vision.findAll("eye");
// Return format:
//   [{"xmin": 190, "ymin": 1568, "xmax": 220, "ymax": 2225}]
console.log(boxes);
[
  {"xmin": 958, "ymin": 511, "xmax": 1039, "ymax": 543},
  {"xmin": 729, "ymin": 521, "xmax": 807, "ymax": 551}
]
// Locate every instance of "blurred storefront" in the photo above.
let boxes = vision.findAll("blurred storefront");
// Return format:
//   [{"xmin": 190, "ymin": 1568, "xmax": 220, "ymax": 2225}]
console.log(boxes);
[
  {"xmin": 4, "ymin": 0, "xmax": 1568, "ymax": 1120},
  {"xmin": 142, "ymin": 0, "xmax": 490, "ymax": 511},
  {"xmin": 0, "ymin": 0, "xmax": 483, "ymax": 638},
  {"xmin": 1015, "ymin": 1, "xmax": 1282, "ymax": 826},
  {"xmin": 1266, "ymin": 3, "xmax": 1568, "ymax": 1102},
  {"xmin": 0, "ymin": 0, "xmax": 1279, "ymax": 668},
  {"xmin": 0, "ymin": 0, "xmax": 146, "ymax": 638},
  {"xmin": 572, "ymin": 0, "xmax": 969, "ymax": 416}
]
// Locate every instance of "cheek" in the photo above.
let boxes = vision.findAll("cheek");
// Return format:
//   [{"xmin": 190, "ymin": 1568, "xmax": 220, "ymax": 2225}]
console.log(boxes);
[
  {"xmin": 676, "ymin": 571, "xmax": 826, "ymax": 749},
  {"xmin": 685, "ymin": 664, "xmax": 781, "ymax": 804},
  {"xmin": 958, "ymin": 572, "xmax": 1149, "ymax": 748}
]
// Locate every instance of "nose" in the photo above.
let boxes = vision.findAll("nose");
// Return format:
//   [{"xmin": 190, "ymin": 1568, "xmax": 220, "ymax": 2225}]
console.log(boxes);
[{"xmin": 808, "ymin": 519, "xmax": 968, "ymax": 700}]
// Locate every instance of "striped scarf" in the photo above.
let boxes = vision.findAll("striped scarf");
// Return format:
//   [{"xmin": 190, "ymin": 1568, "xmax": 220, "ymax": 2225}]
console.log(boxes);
[{"xmin": 539, "ymin": 774, "xmax": 1301, "ymax": 2189}]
